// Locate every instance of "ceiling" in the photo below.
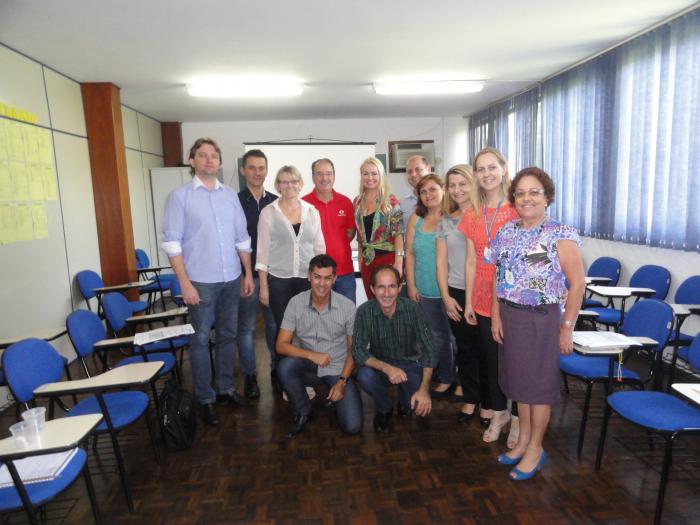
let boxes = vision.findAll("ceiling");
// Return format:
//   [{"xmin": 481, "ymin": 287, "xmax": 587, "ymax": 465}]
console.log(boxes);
[{"xmin": 1, "ymin": 0, "xmax": 696, "ymax": 123}]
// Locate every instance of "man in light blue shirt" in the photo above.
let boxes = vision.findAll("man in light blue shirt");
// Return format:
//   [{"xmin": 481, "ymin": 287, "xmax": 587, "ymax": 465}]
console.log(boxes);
[{"xmin": 162, "ymin": 137, "xmax": 254, "ymax": 426}]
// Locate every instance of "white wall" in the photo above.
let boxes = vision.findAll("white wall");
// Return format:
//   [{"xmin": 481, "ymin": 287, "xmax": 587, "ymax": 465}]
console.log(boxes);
[
  {"xmin": 582, "ymin": 238, "xmax": 700, "ymax": 336},
  {"xmin": 182, "ymin": 116, "xmax": 468, "ymax": 199},
  {"xmin": 0, "ymin": 43, "xmax": 98, "ymax": 369},
  {"xmin": 122, "ymin": 106, "xmax": 163, "ymax": 264}
]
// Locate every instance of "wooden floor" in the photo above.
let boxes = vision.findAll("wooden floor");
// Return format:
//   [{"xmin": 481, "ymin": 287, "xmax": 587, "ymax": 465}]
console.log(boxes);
[{"xmin": 3, "ymin": 333, "xmax": 700, "ymax": 524}]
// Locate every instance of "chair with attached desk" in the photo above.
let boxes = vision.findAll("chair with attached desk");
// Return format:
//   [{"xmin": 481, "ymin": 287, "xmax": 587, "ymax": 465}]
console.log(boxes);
[
  {"xmin": 666, "ymin": 275, "xmax": 700, "ymax": 383},
  {"xmin": 1, "ymin": 339, "xmax": 161, "ymax": 513},
  {"xmin": 595, "ymin": 333, "xmax": 700, "ymax": 525},
  {"xmin": 587, "ymin": 264, "xmax": 671, "ymax": 330},
  {"xmin": 0, "ymin": 415, "xmax": 103, "ymax": 524},
  {"xmin": 135, "ymin": 249, "xmax": 174, "ymax": 311},
  {"xmin": 559, "ymin": 299, "xmax": 674, "ymax": 458},
  {"xmin": 583, "ymin": 257, "xmax": 621, "ymax": 308},
  {"xmin": 102, "ymin": 293, "xmax": 187, "ymax": 383},
  {"xmin": 66, "ymin": 309, "xmax": 178, "ymax": 384},
  {"xmin": 76, "ymin": 270, "xmax": 150, "ymax": 317}
]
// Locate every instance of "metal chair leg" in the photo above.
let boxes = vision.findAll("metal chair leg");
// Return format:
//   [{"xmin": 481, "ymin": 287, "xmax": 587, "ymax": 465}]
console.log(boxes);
[
  {"xmin": 577, "ymin": 382, "xmax": 593, "ymax": 458},
  {"xmin": 83, "ymin": 463, "xmax": 103, "ymax": 525},
  {"xmin": 594, "ymin": 402, "xmax": 612, "ymax": 471},
  {"xmin": 654, "ymin": 436, "xmax": 675, "ymax": 525},
  {"xmin": 562, "ymin": 372, "xmax": 570, "ymax": 395}
]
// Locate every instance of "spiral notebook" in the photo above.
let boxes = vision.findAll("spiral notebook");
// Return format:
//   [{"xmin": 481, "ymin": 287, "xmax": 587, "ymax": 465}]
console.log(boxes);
[{"xmin": 0, "ymin": 448, "xmax": 78, "ymax": 487}]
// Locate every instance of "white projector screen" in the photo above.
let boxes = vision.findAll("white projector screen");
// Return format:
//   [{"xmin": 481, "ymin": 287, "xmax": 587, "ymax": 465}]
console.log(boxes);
[{"xmin": 243, "ymin": 142, "xmax": 376, "ymax": 202}]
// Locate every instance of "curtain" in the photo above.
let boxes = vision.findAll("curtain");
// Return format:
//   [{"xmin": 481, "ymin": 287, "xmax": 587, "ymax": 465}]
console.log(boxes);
[
  {"xmin": 468, "ymin": 88, "xmax": 539, "ymax": 171},
  {"xmin": 541, "ymin": 9, "xmax": 700, "ymax": 251}
]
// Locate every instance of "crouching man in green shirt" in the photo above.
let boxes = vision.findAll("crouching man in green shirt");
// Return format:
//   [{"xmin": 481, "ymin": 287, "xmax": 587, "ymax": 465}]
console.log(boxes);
[{"xmin": 352, "ymin": 265, "xmax": 437, "ymax": 433}]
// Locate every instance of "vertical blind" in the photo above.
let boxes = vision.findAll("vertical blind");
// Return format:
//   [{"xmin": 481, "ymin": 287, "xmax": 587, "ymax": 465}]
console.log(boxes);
[{"xmin": 468, "ymin": 9, "xmax": 700, "ymax": 252}]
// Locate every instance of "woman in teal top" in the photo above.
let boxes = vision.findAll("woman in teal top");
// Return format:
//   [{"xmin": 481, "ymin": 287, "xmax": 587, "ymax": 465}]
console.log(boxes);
[{"xmin": 405, "ymin": 174, "xmax": 455, "ymax": 397}]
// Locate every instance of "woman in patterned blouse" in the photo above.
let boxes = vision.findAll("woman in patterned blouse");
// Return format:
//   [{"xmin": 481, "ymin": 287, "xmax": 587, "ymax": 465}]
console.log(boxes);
[
  {"xmin": 353, "ymin": 157, "xmax": 404, "ymax": 299},
  {"xmin": 489, "ymin": 167, "xmax": 585, "ymax": 480}
]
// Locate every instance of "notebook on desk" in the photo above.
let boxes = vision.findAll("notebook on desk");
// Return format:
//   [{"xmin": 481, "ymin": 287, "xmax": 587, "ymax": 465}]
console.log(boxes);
[
  {"xmin": 0, "ymin": 448, "xmax": 78, "ymax": 487},
  {"xmin": 573, "ymin": 331, "xmax": 642, "ymax": 350}
]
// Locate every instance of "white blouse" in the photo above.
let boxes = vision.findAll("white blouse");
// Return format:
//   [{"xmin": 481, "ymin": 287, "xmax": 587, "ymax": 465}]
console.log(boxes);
[{"xmin": 255, "ymin": 199, "xmax": 326, "ymax": 278}]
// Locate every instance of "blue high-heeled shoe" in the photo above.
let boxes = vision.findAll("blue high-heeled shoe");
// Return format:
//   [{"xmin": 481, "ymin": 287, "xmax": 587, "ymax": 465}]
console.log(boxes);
[
  {"xmin": 497, "ymin": 453, "xmax": 523, "ymax": 465},
  {"xmin": 509, "ymin": 450, "xmax": 548, "ymax": 480}
]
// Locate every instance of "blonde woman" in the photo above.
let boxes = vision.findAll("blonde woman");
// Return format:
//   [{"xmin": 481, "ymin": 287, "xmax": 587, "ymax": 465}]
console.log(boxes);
[
  {"xmin": 257, "ymin": 165, "xmax": 325, "ymax": 368},
  {"xmin": 458, "ymin": 148, "xmax": 519, "ymax": 445},
  {"xmin": 353, "ymin": 157, "xmax": 404, "ymax": 299},
  {"xmin": 436, "ymin": 164, "xmax": 481, "ymax": 416}
]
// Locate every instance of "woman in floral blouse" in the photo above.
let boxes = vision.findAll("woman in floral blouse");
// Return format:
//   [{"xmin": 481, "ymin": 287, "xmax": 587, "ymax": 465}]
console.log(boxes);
[
  {"xmin": 353, "ymin": 157, "xmax": 404, "ymax": 299},
  {"xmin": 489, "ymin": 167, "xmax": 585, "ymax": 480}
]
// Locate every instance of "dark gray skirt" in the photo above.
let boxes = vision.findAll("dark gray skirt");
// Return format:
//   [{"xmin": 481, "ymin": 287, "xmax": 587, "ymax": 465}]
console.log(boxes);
[{"xmin": 498, "ymin": 300, "xmax": 562, "ymax": 405}]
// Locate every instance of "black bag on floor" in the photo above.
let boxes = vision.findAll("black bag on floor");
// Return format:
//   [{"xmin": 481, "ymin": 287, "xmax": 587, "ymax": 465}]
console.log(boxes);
[{"xmin": 158, "ymin": 379, "xmax": 197, "ymax": 452}]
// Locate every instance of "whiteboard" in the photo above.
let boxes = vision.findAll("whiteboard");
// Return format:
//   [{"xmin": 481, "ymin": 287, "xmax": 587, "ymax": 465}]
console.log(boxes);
[{"xmin": 243, "ymin": 143, "xmax": 375, "ymax": 202}]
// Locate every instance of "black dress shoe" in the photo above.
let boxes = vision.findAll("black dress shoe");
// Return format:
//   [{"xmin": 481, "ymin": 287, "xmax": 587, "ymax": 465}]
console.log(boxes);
[
  {"xmin": 244, "ymin": 374, "xmax": 260, "ymax": 399},
  {"xmin": 479, "ymin": 416, "xmax": 492, "ymax": 428},
  {"xmin": 200, "ymin": 403, "xmax": 220, "ymax": 426},
  {"xmin": 270, "ymin": 370, "xmax": 282, "ymax": 393},
  {"xmin": 431, "ymin": 383, "xmax": 456, "ymax": 400},
  {"xmin": 286, "ymin": 412, "xmax": 313, "ymax": 439},
  {"xmin": 373, "ymin": 411, "xmax": 392, "ymax": 433},
  {"xmin": 397, "ymin": 405, "xmax": 411, "ymax": 419},
  {"xmin": 216, "ymin": 391, "xmax": 249, "ymax": 406},
  {"xmin": 457, "ymin": 410, "xmax": 476, "ymax": 423}
]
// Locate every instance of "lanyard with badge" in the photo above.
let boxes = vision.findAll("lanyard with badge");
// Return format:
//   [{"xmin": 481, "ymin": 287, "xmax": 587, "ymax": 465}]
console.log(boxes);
[{"xmin": 482, "ymin": 200, "xmax": 503, "ymax": 264}]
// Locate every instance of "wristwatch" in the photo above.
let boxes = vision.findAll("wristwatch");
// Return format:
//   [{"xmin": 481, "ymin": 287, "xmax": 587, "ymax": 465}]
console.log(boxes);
[
  {"xmin": 561, "ymin": 319, "xmax": 575, "ymax": 329},
  {"xmin": 338, "ymin": 375, "xmax": 349, "ymax": 384},
  {"xmin": 395, "ymin": 250, "xmax": 405, "ymax": 257}
]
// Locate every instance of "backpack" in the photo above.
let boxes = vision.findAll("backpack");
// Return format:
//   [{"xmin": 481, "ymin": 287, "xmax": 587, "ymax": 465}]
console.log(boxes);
[{"xmin": 158, "ymin": 379, "xmax": 197, "ymax": 452}]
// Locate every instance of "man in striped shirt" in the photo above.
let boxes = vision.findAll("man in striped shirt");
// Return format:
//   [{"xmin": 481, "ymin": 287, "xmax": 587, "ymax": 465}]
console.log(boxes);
[
  {"xmin": 276, "ymin": 254, "xmax": 362, "ymax": 438},
  {"xmin": 352, "ymin": 265, "xmax": 437, "ymax": 433}
]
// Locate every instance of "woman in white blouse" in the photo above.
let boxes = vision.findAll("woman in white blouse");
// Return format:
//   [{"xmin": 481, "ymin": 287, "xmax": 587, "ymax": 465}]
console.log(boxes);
[{"xmin": 256, "ymin": 165, "xmax": 326, "ymax": 366}]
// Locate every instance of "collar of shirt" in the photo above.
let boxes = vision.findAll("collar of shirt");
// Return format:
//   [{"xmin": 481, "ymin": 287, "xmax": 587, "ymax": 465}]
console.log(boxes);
[
  {"xmin": 307, "ymin": 290, "xmax": 335, "ymax": 313},
  {"xmin": 402, "ymin": 193, "xmax": 417, "ymax": 204},
  {"xmin": 192, "ymin": 174, "xmax": 222, "ymax": 191},
  {"xmin": 239, "ymin": 187, "xmax": 275, "ymax": 203},
  {"xmin": 303, "ymin": 189, "xmax": 337, "ymax": 205},
  {"xmin": 372, "ymin": 295, "xmax": 409, "ymax": 320}
]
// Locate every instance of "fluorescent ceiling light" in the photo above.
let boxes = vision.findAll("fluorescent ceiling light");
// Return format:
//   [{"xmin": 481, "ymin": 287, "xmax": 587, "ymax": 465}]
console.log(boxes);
[
  {"xmin": 187, "ymin": 76, "xmax": 303, "ymax": 98},
  {"xmin": 373, "ymin": 80, "xmax": 484, "ymax": 95}
]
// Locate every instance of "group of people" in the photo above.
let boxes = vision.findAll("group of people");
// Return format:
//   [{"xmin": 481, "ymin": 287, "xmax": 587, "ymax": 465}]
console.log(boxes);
[{"xmin": 162, "ymin": 137, "xmax": 585, "ymax": 481}]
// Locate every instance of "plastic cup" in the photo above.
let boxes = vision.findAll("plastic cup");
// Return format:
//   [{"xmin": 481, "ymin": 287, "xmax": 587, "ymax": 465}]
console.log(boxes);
[
  {"xmin": 9, "ymin": 421, "xmax": 32, "ymax": 448},
  {"xmin": 22, "ymin": 407, "xmax": 46, "ymax": 432}
]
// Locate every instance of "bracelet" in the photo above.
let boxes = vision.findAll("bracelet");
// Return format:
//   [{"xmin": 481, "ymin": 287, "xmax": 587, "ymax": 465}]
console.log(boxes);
[
  {"xmin": 561, "ymin": 319, "xmax": 575, "ymax": 329},
  {"xmin": 395, "ymin": 250, "xmax": 405, "ymax": 257}
]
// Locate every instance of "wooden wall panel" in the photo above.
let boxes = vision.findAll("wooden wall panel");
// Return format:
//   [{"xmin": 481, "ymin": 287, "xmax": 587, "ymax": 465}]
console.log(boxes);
[{"xmin": 81, "ymin": 82, "xmax": 137, "ymax": 293}]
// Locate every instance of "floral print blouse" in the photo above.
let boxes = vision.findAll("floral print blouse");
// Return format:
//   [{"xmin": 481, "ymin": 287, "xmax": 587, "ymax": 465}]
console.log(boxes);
[
  {"xmin": 353, "ymin": 193, "xmax": 403, "ymax": 265},
  {"xmin": 488, "ymin": 217, "xmax": 581, "ymax": 306}
]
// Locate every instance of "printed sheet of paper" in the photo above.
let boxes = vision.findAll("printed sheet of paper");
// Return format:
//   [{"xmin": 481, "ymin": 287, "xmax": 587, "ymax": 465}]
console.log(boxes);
[
  {"xmin": 0, "ymin": 204, "xmax": 16, "ymax": 244},
  {"xmin": 14, "ymin": 203, "xmax": 33, "ymax": 241},
  {"xmin": 134, "ymin": 324, "xmax": 194, "ymax": 346},
  {"xmin": 31, "ymin": 202, "xmax": 49, "ymax": 238}
]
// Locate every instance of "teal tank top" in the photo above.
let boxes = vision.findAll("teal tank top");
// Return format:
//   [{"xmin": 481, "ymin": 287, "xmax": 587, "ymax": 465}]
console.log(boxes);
[{"xmin": 414, "ymin": 217, "xmax": 440, "ymax": 298}]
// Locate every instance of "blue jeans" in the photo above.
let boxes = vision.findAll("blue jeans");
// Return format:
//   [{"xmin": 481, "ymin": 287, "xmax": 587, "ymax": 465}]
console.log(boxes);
[
  {"xmin": 419, "ymin": 297, "xmax": 455, "ymax": 384},
  {"xmin": 237, "ymin": 276, "xmax": 277, "ymax": 375},
  {"xmin": 187, "ymin": 279, "xmax": 240, "ymax": 404},
  {"xmin": 277, "ymin": 357, "xmax": 363, "ymax": 434},
  {"xmin": 356, "ymin": 361, "xmax": 423, "ymax": 415},
  {"xmin": 333, "ymin": 273, "xmax": 357, "ymax": 304}
]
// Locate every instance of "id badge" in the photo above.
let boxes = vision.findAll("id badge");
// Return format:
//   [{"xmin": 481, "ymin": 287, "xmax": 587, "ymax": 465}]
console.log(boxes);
[{"xmin": 483, "ymin": 247, "xmax": 492, "ymax": 264}]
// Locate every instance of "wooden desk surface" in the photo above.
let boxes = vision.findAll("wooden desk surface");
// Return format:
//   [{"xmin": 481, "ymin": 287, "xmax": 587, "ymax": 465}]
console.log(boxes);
[
  {"xmin": 92, "ymin": 280, "xmax": 153, "ymax": 294},
  {"xmin": 0, "ymin": 328, "xmax": 67, "ymax": 350},
  {"xmin": 0, "ymin": 414, "xmax": 102, "ymax": 460},
  {"xmin": 34, "ymin": 362, "xmax": 162, "ymax": 396}
]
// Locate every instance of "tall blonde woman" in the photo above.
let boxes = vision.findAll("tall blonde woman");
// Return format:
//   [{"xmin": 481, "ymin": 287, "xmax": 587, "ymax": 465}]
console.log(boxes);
[
  {"xmin": 436, "ymin": 165, "xmax": 482, "ymax": 417},
  {"xmin": 406, "ymin": 175, "xmax": 455, "ymax": 397},
  {"xmin": 353, "ymin": 157, "xmax": 404, "ymax": 299},
  {"xmin": 257, "ymin": 165, "xmax": 325, "ymax": 369},
  {"xmin": 458, "ymin": 148, "xmax": 519, "ymax": 444}
]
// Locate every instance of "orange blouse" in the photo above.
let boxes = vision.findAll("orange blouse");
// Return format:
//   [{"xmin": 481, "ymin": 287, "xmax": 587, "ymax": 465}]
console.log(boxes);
[{"xmin": 458, "ymin": 203, "xmax": 519, "ymax": 317}]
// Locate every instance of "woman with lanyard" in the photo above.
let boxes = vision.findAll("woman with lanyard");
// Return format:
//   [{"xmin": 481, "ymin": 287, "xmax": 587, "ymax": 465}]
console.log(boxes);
[
  {"xmin": 353, "ymin": 157, "xmax": 404, "ymax": 299},
  {"xmin": 458, "ymin": 147, "xmax": 519, "ymax": 445},
  {"xmin": 489, "ymin": 167, "xmax": 584, "ymax": 479}
]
